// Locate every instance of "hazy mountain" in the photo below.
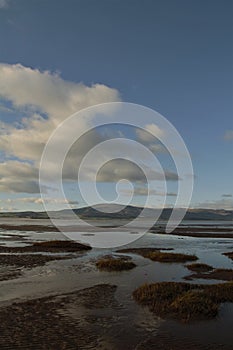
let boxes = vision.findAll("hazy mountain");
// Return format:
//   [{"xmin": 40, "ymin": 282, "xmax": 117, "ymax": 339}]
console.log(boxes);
[{"xmin": 0, "ymin": 204, "xmax": 232, "ymax": 221}]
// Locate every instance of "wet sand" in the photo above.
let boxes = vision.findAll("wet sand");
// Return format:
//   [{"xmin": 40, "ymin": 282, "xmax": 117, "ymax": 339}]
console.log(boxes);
[
  {"xmin": 0, "ymin": 284, "xmax": 119, "ymax": 350},
  {"xmin": 136, "ymin": 329, "xmax": 233, "ymax": 350},
  {"xmin": 0, "ymin": 254, "xmax": 75, "ymax": 270},
  {"xmin": 0, "ymin": 268, "xmax": 22, "ymax": 281}
]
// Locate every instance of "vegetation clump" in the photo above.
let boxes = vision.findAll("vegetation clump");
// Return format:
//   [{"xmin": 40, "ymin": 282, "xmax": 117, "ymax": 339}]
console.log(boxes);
[
  {"xmin": 32, "ymin": 240, "xmax": 91, "ymax": 251},
  {"xmin": 133, "ymin": 281, "xmax": 233, "ymax": 322},
  {"xmin": 144, "ymin": 251, "xmax": 197, "ymax": 263},
  {"xmin": 0, "ymin": 240, "xmax": 91, "ymax": 253},
  {"xmin": 170, "ymin": 290, "xmax": 219, "ymax": 320},
  {"xmin": 186, "ymin": 263, "xmax": 213, "ymax": 272},
  {"xmin": 150, "ymin": 226, "xmax": 233, "ymax": 238},
  {"xmin": 223, "ymin": 251, "xmax": 233, "ymax": 261},
  {"xmin": 117, "ymin": 247, "xmax": 172, "ymax": 254},
  {"xmin": 117, "ymin": 248, "xmax": 197, "ymax": 263},
  {"xmin": 96, "ymin": 256, "xmax": 136, "ymax": 271},
  {"xmin": 185, "ymin": 268, "xmax": 233, "ymax": 281}
]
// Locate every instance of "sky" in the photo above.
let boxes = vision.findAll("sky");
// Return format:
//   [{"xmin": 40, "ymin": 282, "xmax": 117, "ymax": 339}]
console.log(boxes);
[{"xmin": 0, "ymin": 0, "xmax": 232, "ymax": 212}]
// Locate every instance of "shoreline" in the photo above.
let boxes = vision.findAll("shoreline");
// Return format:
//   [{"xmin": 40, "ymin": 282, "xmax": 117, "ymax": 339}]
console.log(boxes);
[{"xmin": 0, "ymin": 222, "xmax": 233, "ymax": 239}]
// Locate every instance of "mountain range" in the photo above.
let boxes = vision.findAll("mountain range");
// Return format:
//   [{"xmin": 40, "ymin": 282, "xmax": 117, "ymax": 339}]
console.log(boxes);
[{"xmin": 0, "ymin": 204, "xmax": 232, "ymax": 221}]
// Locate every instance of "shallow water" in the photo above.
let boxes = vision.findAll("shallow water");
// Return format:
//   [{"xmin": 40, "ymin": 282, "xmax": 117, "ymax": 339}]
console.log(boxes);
[{"xmin": 0, "ymin": 219, "xmax": 233, "ymax": 348}]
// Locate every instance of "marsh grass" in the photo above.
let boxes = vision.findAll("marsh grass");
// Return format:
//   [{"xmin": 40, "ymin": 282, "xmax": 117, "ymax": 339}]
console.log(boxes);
[
  {"xmin": 186, "ymin": 263, "xmax": 213, "ymax": 272},
  {"xmin": 0, "ymin": 240, "xmax": 91, "ymax": 253},
  {"xmin": 223, "ymin": 252, "xmax": 233, "ymax": 261},
  {"xmin": 170, "ymin": 291, "xmax": 219, "ymax": 320},
  {"xmin": 32, "ymin": 240, "xmax": 91, "ymax": 251},
  {"xmin": 185, "ymin": 268, "xmax": 233, "ymax": 281},
  {"xmin": 117, "ymin": 248, "xmax": 197, "ymax": 263},
  {"xmin": 145, "ymin": 251, "xmax": 197, "ymax": 263},
  {"xmin": 133, "ymin": 281, "xmax": 233, "ymax": 322},
  {"xmin": 96, "ymin": 256, "xmax": 136, "ymax": 271}
]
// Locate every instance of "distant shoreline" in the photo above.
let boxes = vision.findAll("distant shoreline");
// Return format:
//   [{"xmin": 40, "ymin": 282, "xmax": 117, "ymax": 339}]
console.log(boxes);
[
  {"xmin": 0, "ymin": 222, "xmax": 232, "ymax": 239},
  {"xmin": 0, "ymin": 204, "xmax": 232, "ymax": 221}
]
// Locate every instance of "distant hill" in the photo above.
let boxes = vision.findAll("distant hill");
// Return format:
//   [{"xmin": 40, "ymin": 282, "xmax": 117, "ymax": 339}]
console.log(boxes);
[{"xmin": 0, "ymin": 204, "xmax": 232, "ymax": 221}]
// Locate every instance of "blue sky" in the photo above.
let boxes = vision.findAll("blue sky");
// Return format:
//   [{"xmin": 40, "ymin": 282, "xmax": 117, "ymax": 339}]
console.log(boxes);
[{"xmin": 0, "ymin": 0, "xmax": 232, "ymax": 211}]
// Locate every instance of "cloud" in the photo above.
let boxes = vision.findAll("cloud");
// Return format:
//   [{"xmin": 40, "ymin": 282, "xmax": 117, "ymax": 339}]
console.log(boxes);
[
  {"xmin": 222, "ymin": 194, "xmax": 232, "ymax": 198},
  {"xmin": 224, "ymin": 130, "xmax": 233, "ymax": 141},
  {"xmin": 120, "ymin": 187, "xmax": 158, "ymax": 197},
  {"xmin": 0, "ymin": 207, "xmax": 17, "ymax": 211},
  {"xmin": 136, "ymin": 124, "xmax": 164, "ymax": 142},
  {"xmin": 51, "ymin": 133, "xmax": 179, "ymax": 184},
  {"xmin": 0, "ymin": 161, "xmax": 40, "ymax": 193},
  {"xmin": 0, "ymin": 63, "xmax": 120, "ymax": 161},
  {"xmin": 0, "ymin": 181, "xmax": 40, "ymax": 194},
  {"xmin": 0, "ymin": 63, "xmax": 178, "ymax": 198},
  {"xmin": 0, "ymin": 0, "xmax": 9, "ymax": 9},
  {"xmin": 195, "ymin": 198, "xmax": 233, "ymax": 210},
  {"xmin": 4, "ymin": 197, "xmax": 79, "ymax": 205},
  {"xmin": 120, "ymin": 186, "xmax": 177, "ymax": 197},
  {"xmin": 0, "ymin": 63, "xmax": 119, "ymax": 120},
  {"xmin": 94, "ymin": 159, "xmax": 178, "ymax": 183},
  {"xmin": 0, "ymin": 161, "xmax": 38, "ymax": 180},
  {"xmin": 0, "ymin": 63, "xmax": 120, "ymax": 193},
  {"xmin": 135, "ymin": 124, "xmax": 167, "ymax": 154}
]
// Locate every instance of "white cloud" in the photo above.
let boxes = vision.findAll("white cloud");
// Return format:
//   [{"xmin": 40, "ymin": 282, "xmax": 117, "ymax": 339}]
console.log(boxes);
[
  {"xmin": 0, "ymin": 207, "xmax": 17, "ymax": 211},
  {"xmin": 0, "ymin": 161, "xmax": 40, "ymax": 193},
  {"xmin": 82, "ymin": 158, "xmax": 178, "ymax": 183},
  {"xmin": 195, "ymin": 198, "xmax": 233, "ymax": 210},
  {"xmin": 4, "ymin": 197, "xmax": 78, "ymax": 205},
  {"xmin": 0, "ymin": 0, "xmax": 9, "ymax": 9},
  {"xmin": 0, "ymin": 64, "xmax": 178, "ymax": 199},
  {"xmin": 120, "ymin": 186, "xmax": 177, "ymax": 197},
  {"xmin": 0, "ymin": 63, "xmax": 120, "ymax": 193},
  {"xmin": 136, "ymin": 123, "xmax": 164, "ymax": 142},
  {"xmin": 224, "ymin": 130, "xmax": 233, "ymax": 141},
  {"xmin": 0, "ymin": 63, "xmax": 119, "ymax": 121},
  {"xmin": 135, "ymin": 125, "xmax": 167, "ymax": 155},
  {"xmin": 0, "ymin": 63, "xmax": 120, "ymax": 162},
  {"xmin": 39, "ymin": 127, "xmax": 179, "ymax": 184}
]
